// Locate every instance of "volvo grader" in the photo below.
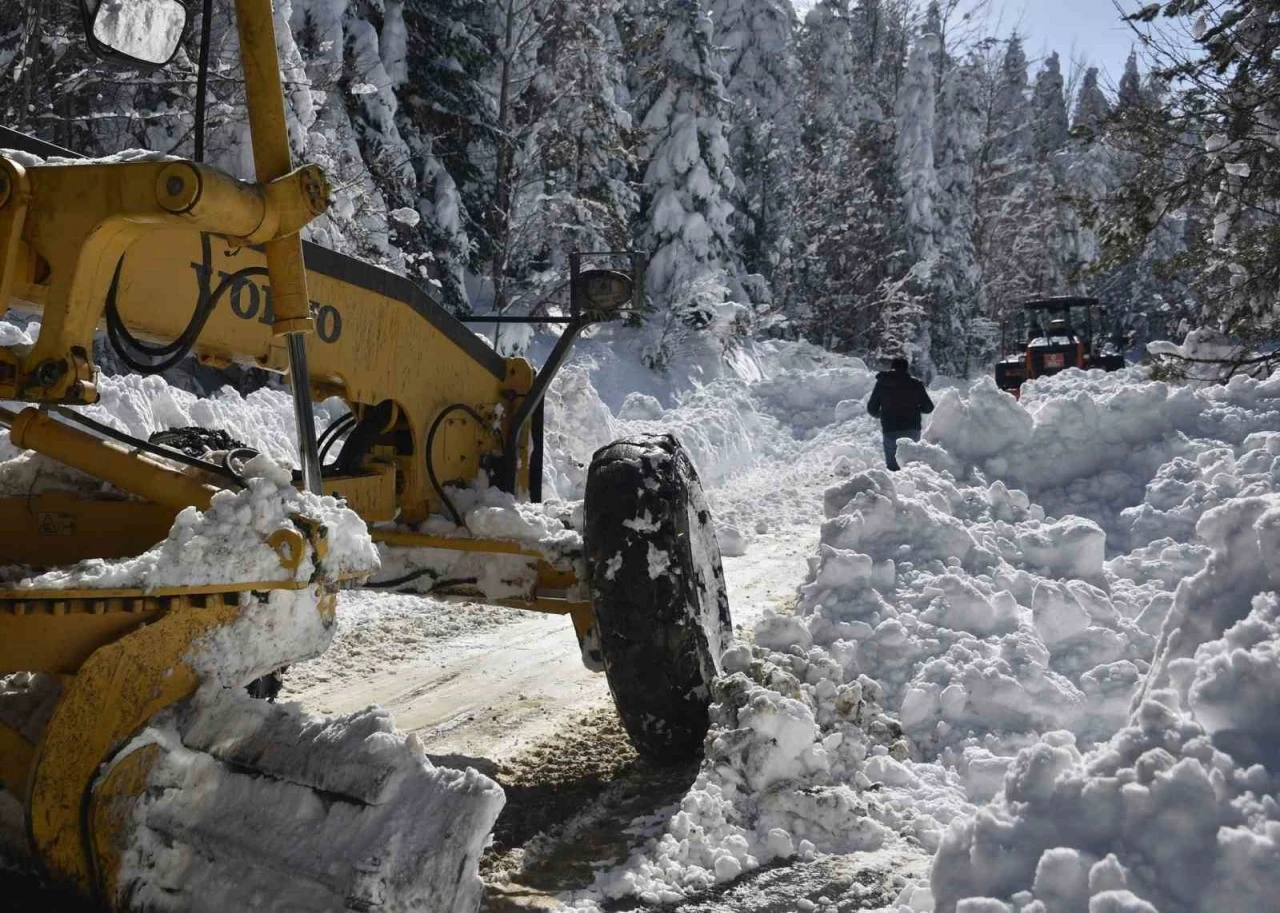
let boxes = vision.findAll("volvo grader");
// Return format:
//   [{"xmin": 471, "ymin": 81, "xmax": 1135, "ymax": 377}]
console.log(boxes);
[{"xmin": 0, "ymin": 2, "xmax": 733, "ymax": 910}]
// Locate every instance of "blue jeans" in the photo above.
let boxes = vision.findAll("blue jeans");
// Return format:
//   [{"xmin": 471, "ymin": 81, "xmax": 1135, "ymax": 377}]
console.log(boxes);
[{"xmin": 882, "ymin": 429, "xmax": 921, "ymax": 471}]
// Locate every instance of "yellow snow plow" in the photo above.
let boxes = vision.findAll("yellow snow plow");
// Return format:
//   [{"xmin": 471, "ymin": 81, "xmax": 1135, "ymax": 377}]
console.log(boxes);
[{"xmin": 0, "ymin": 1, "xmax": 732, "ymax": 909}]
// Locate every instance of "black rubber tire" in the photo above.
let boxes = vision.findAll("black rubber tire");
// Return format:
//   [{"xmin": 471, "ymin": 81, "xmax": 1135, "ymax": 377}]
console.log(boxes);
[{"xmin": 584, "ymin": 433, "xmax": 733, "ymax": 762}]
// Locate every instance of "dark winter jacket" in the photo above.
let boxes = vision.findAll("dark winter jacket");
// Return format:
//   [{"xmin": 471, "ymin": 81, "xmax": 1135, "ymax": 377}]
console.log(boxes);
[{"xmin": 867, "ymin": 370, "xmax": 934, "ymax": 434}]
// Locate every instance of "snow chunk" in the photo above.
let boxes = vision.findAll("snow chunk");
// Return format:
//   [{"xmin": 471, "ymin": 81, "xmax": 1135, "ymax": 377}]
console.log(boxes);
[
  {"xmin": 13, "ymin": 456, "xmax": 377, "ymax": 591},
  {"xmin": 389, "ymin": 206, "xmax": 421, "ymax": 226}
]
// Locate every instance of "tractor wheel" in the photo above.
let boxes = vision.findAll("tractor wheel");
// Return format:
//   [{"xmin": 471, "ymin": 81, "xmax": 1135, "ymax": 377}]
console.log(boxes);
[{"xmin": 583, "ymin": 434, "xmax": 733, "ymax": 762}]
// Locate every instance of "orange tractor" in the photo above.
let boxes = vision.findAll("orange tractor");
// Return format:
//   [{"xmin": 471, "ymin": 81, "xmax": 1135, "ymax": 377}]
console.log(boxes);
[{"xmin": 994, "ymin": 297, "xmax": 1128, "ymax": 397}]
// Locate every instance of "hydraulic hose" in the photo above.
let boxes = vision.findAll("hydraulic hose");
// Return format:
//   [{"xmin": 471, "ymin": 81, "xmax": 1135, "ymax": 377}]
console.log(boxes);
[
  {"xmin": 424, "ymin": 404, "xmax": 502, "ymax": 527},
  {"xmin": 318, "ymin": 413, "xmax": 357, "ymax": 467},
  {"xmin": 104, "ymin": 235, "xmax": 268, "ymax": 374},
  {"xmin": 48, "ymin": 406, "xmax": 245, "ymax": 486}
]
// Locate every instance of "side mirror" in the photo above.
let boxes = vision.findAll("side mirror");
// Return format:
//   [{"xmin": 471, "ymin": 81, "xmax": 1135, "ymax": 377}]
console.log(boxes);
[
  {"xmin": 568, "ymin": 252, "xmax": 646, "ymax": 323},
  {"xmin": 82, "ymin": 0, "xmax": 189, "ymax": 68},
  {"xmin": 573, "ymin": 269, "xmax": 634, "ymax": 320}
]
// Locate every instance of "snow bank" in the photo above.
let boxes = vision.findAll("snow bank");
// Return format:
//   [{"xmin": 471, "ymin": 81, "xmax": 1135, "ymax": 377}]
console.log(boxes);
[
  {"xmin": 541, "ymin": 337, "xmax": 884, "ymax": 544},
  {"xmin": 540, "ymin": 353, "xmax": 775, "ymax": 504},
  {"xmin": 578, "ymin": 359, "xmax": 1280, "ymax": 910},
  {"xmin": 916, "ymin": 369, "xmax": 1280, "ymax": 550},
  {"xmin": 116, "ymin": 695, "xmax": 504, "ymax": 913},
  {"xmin": 577, "ymin": 644, "xmax": 903, "ymax": 907},
  {"xmin": 792, "ymin": 465, "xmax": 1169, "ymax": 760},
  {"xmin": 931, "ymin": 494, "xmax": 1280, "ymax": 913}
]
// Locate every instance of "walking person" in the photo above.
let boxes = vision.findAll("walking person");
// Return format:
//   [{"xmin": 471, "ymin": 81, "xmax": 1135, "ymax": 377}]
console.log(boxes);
[{"xmin": 867, "ymin": 357, "xmax": 934, "ymax": 471}]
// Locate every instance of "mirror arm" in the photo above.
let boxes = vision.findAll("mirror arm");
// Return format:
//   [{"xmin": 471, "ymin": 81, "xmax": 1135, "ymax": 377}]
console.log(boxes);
[
  {"xmin": 195, "ymin": 0, "xmax": 213, "ymax": 162},
  {"xmin": 497, "ymin": 319, "xmax": 589, "ymax": 495}
]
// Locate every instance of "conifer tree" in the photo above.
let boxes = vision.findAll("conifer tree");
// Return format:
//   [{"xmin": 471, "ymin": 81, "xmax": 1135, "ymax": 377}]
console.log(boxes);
[
  {"xmin": 492, "ymin": 0, "xmax": 637, "ymax": 323},
  {"xmin": 1116, "ymin": 50, "xmax": 1144, "ymax": 110},
  {"xmin": 935, "ymin": 58, "xmax": 990, "ymax": 372},
  {"xmin": 397, "ymin": 0, "xmax": 498, "ymax": 311},
  {"xmin": 1071, "ymin": 66, "xmax": 1110, "ymax": 137},
  {"xmin": 709, "ymin": 0, "xmax": 798, "ymax": 287},
  {"xmin": 1032, "ymin": 51, "xmax": 1069, "ymax": 160},
  {"xmin": 889, "ymin": 31, "xmax": 942, "ymax": 368},
  {"xmin": 636, "ymin": 0, "xmax": 741, "ymax": 367}
]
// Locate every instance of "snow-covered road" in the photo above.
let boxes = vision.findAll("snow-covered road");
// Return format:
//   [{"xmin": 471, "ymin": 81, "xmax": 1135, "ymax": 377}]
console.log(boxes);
[{"xmin": 285, "ymin": 528, "xmax": 815, "ymax": 764}]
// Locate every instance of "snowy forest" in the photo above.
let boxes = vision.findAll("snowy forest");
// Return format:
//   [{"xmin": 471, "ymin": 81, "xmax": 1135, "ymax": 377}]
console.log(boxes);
[{"xmin": 0, "ymin": 0, "xmax": 1256, "ymax": 376}]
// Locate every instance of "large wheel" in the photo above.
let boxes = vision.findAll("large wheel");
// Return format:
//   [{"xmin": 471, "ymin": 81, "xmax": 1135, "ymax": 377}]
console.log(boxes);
[{"xmin": 584, "ymin": 434, "xmax": 734, "ymax": 762}]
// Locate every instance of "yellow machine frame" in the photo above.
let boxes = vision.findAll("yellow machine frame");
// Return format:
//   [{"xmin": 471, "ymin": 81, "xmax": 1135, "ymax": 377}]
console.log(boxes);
[{"xmin": 0, "ymin": 0, "xmax": 594, "ymax": 899}]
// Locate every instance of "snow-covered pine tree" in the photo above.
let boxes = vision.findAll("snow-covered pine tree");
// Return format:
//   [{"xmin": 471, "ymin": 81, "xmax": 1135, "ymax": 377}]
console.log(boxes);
[
  {"xmin": 1102, "ymin": 0, "xmax": 1280, "ymax": 360},
  {"xmin": 795, "ymin": 0, "xmax": 855, "ymax": 137},
  {"xmin": 895, "ymin": 30, "xmax": 941, "ymax": 265},
  {"xmin": 992, "ymin": 35, "xmax": 1033, "ymax": 168},
  {"xmin": 485, "ymin": 0, "xmax": 637, "ymax": 332},
  {"xmin": 774, "ymin": 0, "xmax": 908, "ymax": 354},
  {"xmin": 481, "ymin": 0, "xmax": 547, "ymax": 318},
  {"xmin": 1025, "ymin": 49, "xmax": 1081, "ymax": 295},
  {"xmin": 709, "ymin": 0, "xmax": 798, "ymax": 290},
  {"xmin": 935, "ymin": 57, "xmax": 989, "ymax": 373},
  {"xmin": 1071, "ymin": 66, "xmax": 1110, "ymax": 138},
  {"xmin": 283, "ymin": 0, "xmax": 417, "ymax": 267},
  {"xmin": 1083, "ymin": 49, "xmax": 1194, "ymax": 347},
  {"xmin": 888, "ymin": 30, "xmax": 942, "ymax": 370},
  {"xmin": 1116, "ymin": 50, "xmax": 1144, "ymax": 111},
  {"xmin": 531, "ymin": 0, "xmax": 636, "ymax": 255},
  {"xmin": 971, "ymin": 37, "xmax": 1058, "ymax": 326},
  {"xmin": 1032, "ymin": 50, "xmax": 1069, "ymax": 160},
  {"xmin": 398, "ymin": 0, "xmax": 498, "ymax": 311},
  {"xmin": 635, "ymin": 0, "xmax": 741, "ymax": 369}
]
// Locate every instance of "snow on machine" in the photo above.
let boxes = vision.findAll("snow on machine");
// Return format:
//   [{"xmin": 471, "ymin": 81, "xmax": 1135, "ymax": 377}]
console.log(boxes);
[
  {"xmin": 993, "ymin": 296, "xmax": 1127, "ymax": 397},
  {"xmin": 0, "ymin": 1, "xmax": 731, "ymax": 909}
]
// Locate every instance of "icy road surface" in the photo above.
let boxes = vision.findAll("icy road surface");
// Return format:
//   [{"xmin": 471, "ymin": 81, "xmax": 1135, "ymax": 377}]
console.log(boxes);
[{"xmin": 284, "ymin": 530, "xmax": 814, "ymax": 764}]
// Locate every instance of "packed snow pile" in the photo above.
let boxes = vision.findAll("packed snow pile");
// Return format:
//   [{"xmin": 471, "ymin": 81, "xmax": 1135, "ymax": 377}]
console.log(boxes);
[
  {"xmin": 115, "ymin": 695, "xmax": 505, "ymax": 913},
  {"xmin": 913, "ymin": 368, "xmax": 1280, "ymax": 549},
  {"xmin": 576, "ymin": 643, "xmax": 905, "ymax": 907},
  {"xmin": 541, "ymin": 339, "xmax": 887, "ymax": 541},
  {"xmin": 792, "ymin": 466, "xmax": 1161, "ymax": 757},
  {"xmin": 6, "ymin": 454, "xmax": 376, "ymax": 591},
  {"xmin": 568, "ymin": 351, "xmax": 1280, "ymax": 911},
  {"xmin": 931, "ymin": 494, "xmax": 1280, "ymax": 913},
  {"xmin": 541, "ymin": 359, "xmax": 773, "ymax": 502}
]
